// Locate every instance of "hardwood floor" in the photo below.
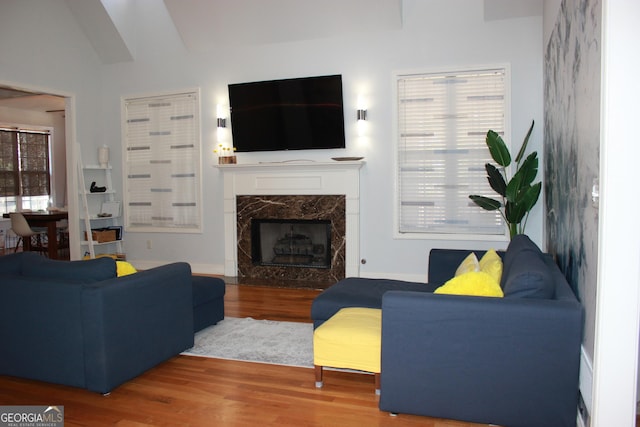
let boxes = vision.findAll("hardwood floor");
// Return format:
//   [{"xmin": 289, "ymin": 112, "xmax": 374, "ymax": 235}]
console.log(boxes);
[{"xmin": 0, "ymin": 283, "xmax": 488, "ymax": 427}]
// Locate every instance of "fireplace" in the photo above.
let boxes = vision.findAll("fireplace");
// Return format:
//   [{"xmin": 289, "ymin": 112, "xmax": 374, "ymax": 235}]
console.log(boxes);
[
  {"xmin": 236, "ymin": 194, "xmax": 346, "ymax": 283},
  {"xmin": 218, "ymin": 160, "xmax": 363, "ymax": 284},
  {"xmin": 252, "ymin": 219, "xmax": 331, "ymax": 269}
]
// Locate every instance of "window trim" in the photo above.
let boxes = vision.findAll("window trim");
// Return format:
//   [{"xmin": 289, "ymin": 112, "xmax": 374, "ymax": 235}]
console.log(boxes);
[
  {"xmin": 0, "ymin": 125, "xmax": 53, "ymax": 213},
  {"xmin": 392, "ymin": 64, "xmax": 512, "ymax": 242}
]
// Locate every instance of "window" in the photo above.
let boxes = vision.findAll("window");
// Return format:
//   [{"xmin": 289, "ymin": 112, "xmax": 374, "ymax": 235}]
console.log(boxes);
[
  {"xmin": 123, "ymin": 91, "xmax": 202, "ymax": 232},
  {"xmin": 395, "ymin": 66, "xmax": 509, "ymax": 238},
  {"xmin": 0, "ymin": 128, "xmax": 51, "ymax": 214}
]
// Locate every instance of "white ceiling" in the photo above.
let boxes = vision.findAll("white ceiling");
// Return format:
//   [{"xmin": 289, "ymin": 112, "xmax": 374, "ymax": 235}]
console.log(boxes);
[
  {"xmin": 163, "ymin": 0, "xmax": 404, "ymax": 51},
  {"xmin": 0, "ymin": 87, "xmax": 65, "ymax": 114}
]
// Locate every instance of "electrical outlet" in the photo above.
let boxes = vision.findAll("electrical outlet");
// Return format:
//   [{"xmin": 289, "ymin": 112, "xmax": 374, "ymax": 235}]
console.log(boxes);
[{"xmin": 146, "ymin": 240, "xmax": 152, "ymax": 250}]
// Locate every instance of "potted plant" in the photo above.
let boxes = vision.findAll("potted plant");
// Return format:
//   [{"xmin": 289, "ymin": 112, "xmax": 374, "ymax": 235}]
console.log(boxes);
[{"xmin": 469, "ymin": 120, "xmax": 541, "ymax": 239}]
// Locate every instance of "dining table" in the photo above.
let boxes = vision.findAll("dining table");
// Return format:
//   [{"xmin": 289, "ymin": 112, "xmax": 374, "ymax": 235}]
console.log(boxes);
[{"xmin": 3, "ymin": 211, "xmax": 69, "ymax": 259}]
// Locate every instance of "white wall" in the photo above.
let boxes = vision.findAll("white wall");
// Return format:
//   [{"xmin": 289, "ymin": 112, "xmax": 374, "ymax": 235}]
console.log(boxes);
[
  {"xmin": 99, "ymin": 0, "xmax": 544, "ymax": 277},
  {"xmin": 0, "ymin": 1, "xmax": 102, "ymax": 144}
]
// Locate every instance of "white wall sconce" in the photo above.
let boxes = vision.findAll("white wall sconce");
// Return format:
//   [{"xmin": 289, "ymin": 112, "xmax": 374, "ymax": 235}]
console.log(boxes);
[
  {"xmin": 356, "ymin": 94, "xmax": 369, "ymax": 140},
  {"xmin": 216, "ymin": 103, "xmax": 228, "ymax": 128}
]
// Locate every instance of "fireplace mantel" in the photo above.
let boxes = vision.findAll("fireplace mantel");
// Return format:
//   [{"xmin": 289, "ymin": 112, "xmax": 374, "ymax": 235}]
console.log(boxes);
[
  {"xmin": 215, "ymin": 160, "xmax": 363, "ymax": 173},
  {"xmin": 217, "ymin": 160, "xmax": 364, "ymax": 278}
]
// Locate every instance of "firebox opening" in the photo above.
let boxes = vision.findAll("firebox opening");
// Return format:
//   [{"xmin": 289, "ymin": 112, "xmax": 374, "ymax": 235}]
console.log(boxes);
[{"xmin": 251, "ymin": 218, "xmax": 331, "ymax": 269}]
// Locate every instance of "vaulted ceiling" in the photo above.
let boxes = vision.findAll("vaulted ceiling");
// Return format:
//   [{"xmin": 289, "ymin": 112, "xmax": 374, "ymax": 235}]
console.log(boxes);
[
  {"xmin": 65, "ymin": 0, "xmax": 542, "ymax": 65},
  {"xmin": 0, "ymin": 0, "xmax": 541, "ymax": 112}
]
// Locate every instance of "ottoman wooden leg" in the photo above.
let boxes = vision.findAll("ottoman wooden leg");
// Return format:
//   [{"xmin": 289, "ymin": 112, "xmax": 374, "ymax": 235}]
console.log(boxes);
[{"xmin": 315, "ymin": 365, "xmax": 323, "ymax": 388}]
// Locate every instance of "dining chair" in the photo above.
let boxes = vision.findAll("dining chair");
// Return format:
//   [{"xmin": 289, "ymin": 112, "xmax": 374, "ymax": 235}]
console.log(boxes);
[
  {"xmin": 9, "ymin": 212, "xmax": 48, "ymax": 255},
  {"xmin": 56, "ymin": 221, "xmax": 70, "ymax": 259}
]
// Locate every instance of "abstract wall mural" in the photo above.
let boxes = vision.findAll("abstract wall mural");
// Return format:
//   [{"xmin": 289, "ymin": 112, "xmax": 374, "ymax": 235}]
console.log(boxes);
[{"xmin": 544, "ymin": 0, "xmax": 601, "ymax": 356}]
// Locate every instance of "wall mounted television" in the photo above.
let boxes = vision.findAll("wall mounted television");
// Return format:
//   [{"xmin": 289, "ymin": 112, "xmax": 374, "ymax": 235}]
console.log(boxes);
[{"xmin": 228, "ymin": 74, "xmax": 346, "ymax": 152}]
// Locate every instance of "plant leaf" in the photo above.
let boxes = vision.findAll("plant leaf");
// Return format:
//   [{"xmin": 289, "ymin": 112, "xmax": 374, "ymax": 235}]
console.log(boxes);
[
  {"xmin": 469, "ymin": 195, "xmax": 502, "ymax": 211},
  {"xmin": 505, "ymin": 199, "xmax": 528, "ymax": 224},
  {"xmin": 486, "ymin": 163, "xmax": 507, "ymax": 197},
  {"xmin": 514, "ymin": 152, "xmax": 539, "ymax": 187},
  {"xmin": 505, "ymin": 183, "xmax": 542, "ymax": 224},
  {"xmin": 486, "ymin": 130, "xmax": 511, "ymax": 167},
  {"xmin": 505, "ymin": 172, "xmax": 522, "ymax": 203},
  {"xmin": 520, "ymin": 182, "xmax": 542, "ymax": 213},
  {"xmin": 515, "ymin": 120, "xmax": 535, "ymax": 164}
]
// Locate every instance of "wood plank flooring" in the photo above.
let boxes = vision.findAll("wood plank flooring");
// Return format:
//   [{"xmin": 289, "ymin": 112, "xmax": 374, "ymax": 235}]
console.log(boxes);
[{"xmin": 0, "ymin": 283, "xmax": 488, "ymax": 426}]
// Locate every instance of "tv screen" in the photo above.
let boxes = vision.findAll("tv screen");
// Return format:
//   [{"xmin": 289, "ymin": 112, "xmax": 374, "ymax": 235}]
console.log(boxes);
[{"xmin": 228, "ymin": 74, "xmax": 346, "ymax": 152}]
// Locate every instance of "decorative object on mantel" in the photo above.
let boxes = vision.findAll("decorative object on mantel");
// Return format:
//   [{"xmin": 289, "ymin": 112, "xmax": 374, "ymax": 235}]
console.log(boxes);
[
  {"xmin": 214, "ymin": 143, "xmax": 237, "ymax": 164},
  {"xmin": 469, "ymin": 120, "xmax": 541, "ymax": 239},
  {"xmin": 218, "ymin": 155, "xmax": 237, "ymax": 164}
]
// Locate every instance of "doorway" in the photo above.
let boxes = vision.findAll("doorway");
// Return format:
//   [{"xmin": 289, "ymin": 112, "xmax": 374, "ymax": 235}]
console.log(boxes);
[
  {"xmin": 0, "ymin": 84, "xmax": 69, "ymax": 254},
  {"xmin": 0, "ymin": 86, "xmax": 67, "ymax": 207}
]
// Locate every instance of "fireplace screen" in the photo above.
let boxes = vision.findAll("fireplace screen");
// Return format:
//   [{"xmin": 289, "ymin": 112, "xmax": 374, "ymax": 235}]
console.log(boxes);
[{"xmin": 251, "ymin": 219, "xmax": 331, "ymax": 268}]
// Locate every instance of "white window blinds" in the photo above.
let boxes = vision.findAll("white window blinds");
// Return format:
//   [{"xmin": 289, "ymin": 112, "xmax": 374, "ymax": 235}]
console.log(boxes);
[
  {"xmin": 396, "ymin": 67, "xmax": 507, "ymax": 236},
  {"xmin": 123, "ymin": 92, "xmax": 201, "ymax": 232}
]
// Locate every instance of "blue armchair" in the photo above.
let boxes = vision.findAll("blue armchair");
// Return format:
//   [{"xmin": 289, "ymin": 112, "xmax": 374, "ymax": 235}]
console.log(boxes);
[{"xmin": 0, "ymin": 252, "xmax": 194, "ymax": 394}]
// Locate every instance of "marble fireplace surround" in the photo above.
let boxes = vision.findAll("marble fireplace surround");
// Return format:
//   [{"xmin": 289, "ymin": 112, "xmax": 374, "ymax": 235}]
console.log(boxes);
[
  {"xmin": 236, "ymin": 195, "xmax": 345, "ymax": 282},
  {"xmin": 218, "ymin": 161, "xmax": 363, "ymax": 283}
]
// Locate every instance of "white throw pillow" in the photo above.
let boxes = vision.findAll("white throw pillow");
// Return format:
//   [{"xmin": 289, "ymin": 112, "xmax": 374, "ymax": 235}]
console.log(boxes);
[{"xmin": 455, "ymin": 252, "xmax": 480, "ymax": 277}]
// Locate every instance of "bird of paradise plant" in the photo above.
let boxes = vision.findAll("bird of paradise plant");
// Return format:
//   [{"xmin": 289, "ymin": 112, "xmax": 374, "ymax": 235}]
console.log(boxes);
[{"xmin": 469, "ymin": 120, "xmax": 541, "ymax": 239}]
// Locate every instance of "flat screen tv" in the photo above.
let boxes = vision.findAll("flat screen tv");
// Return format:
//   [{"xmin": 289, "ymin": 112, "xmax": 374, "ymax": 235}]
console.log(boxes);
[{"xmin": 228, "ymin": 74, "xmax": 346, "ymax": 152}]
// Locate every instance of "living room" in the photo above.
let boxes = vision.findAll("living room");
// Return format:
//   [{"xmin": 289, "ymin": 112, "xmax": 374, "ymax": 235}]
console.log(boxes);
[{"xmin": 0, "ymin": 0, "xmax": 638, "ymax": 425}]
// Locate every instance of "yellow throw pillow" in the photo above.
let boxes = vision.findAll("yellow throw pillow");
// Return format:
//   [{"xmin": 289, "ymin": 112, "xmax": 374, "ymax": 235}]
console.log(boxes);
[
  {"xmin": 479, "ymin": 249, "xmax": 503, "ymax": 284},
  {"xmin": 455, "ymin": 252, "xmax": 480, "ymax": 276},
  {"xmin": 435, "ymin": 271, "xmax": 504, "ymax": 297},
  {"xmin": 116, "ymin": 261, "xmax": 137, "ymax": 277}
]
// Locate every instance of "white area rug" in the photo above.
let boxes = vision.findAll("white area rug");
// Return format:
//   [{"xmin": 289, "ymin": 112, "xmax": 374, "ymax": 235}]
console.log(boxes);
[{"xmin": 182, "ymin": 317, "xmax": 314, "ymax": 368}]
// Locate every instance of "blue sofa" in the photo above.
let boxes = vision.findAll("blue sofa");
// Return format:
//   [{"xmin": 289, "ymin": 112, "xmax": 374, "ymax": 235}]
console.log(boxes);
[
  {"xmin": 311, "ymin": 235, "xmax": 584, "ymax": 427},
  {"xmin": 0, "ymin": 252, "xmax": 195, "ymax": 394}
]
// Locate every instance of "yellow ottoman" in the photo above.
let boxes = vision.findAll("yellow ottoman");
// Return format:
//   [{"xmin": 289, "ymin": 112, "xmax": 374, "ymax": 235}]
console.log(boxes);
[{"xmin": 313, "ymin": 307, "xmax": 382, "ymax": 394}]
